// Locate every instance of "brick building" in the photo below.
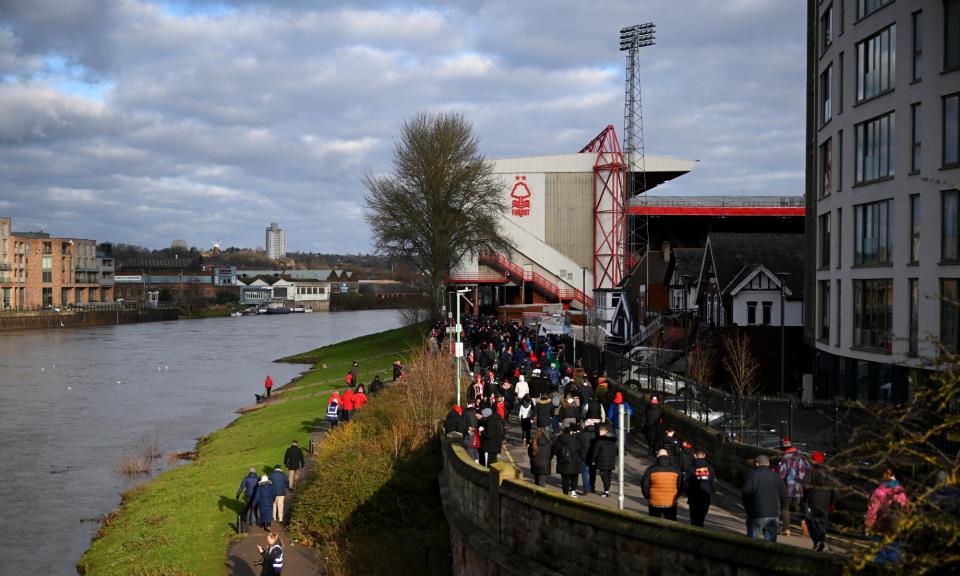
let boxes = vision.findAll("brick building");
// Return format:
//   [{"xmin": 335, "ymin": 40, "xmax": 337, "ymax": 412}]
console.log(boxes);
[{"xmin": 0, "ymin": 217, "xmax": 114, "ymax": 309}]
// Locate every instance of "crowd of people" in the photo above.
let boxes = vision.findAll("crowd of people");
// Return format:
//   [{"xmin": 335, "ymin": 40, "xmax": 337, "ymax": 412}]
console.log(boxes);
[{"xmin": 439, "ymin": 314, "xmax": 933, "ymax": 559}]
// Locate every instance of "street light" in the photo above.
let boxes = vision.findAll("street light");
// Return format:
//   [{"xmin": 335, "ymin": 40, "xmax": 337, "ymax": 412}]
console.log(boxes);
[
  {"xmin": 455, "ymin": 288, "xmax": 471, "ymax": 406},
  {"xmin": 775, "ymin": 272, "xmax": 791, "ymax": 436}
]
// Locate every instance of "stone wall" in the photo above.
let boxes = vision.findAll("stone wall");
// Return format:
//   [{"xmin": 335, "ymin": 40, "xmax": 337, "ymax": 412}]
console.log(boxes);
[
  {"xmin": 440, "ymin": 433, "xmax": 841, "ymax": 576},
  {"xmin": 0, "ymin": 307, "xmax": 178, "ymax": 331}
]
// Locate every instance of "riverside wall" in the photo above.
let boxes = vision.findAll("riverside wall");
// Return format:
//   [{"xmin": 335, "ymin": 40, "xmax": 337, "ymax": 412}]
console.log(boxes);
[
  {"xmin": 0, "ymin": 307, "xmax": 178, "ymax": 331},
  {"xmin": 439, "ymin": 432, "xmax": 842, "ymax": 576}
]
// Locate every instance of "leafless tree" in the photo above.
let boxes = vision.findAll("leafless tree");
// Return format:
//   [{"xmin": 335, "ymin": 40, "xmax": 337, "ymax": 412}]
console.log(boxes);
[
  {"xmin": 363, "ymin": 112, "xmax": 514, "ymax": 320},
  {"xmin": 688, "ymin": 335, "xmax": 717, "ymax": 421},
  {"xmin": 722, "ymin": 331, "xmax": 759, "ymax": 430}
]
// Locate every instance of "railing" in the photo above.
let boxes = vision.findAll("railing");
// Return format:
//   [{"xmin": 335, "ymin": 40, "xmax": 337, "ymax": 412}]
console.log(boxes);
[
  {"xmin": 477, "ymin": 251, "xmax": 594, "ymax": 308},
  {"xmin": 629, "ymin": 195, "xmax": 805, "ymax": 208},
  {"xmin": 445, "ymin": 271, "xmax": 508, "ymax": 284}
]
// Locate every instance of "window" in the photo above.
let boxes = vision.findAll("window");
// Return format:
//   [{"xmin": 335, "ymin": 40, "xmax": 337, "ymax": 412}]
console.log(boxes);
[
  {"xmin": 762, "ymin": 302, "xmax": 772, "ymax": 326},
  {"xmin": 42, "ymin": 242, "xmax": 52, "ymax": 255},
  {"xmin": 41, "ymin": 256, "xmax": 52, "ymax": 269},
  {"xmin": 836, "ymin": 279, "xmax": 843, "ymax": 346},
  {"xmin": 856, "ymin": 0, "xmax": 892, "ymax": 19},
  {"xmin": 820, "ymin": 212, "xmax": 832, "ymax": 268},
  {"xmin": 944, "ymin": 190, "xmax": 960, "ymax": 261},
  {"xmin": 909, "ymin": 278, "xmax": 919, "ymax": 356},
  {"xmin": 820, "ymin": 138, "xmax": 832, "ymax": 198},
  {"xmin": 821, "ymin": 5, "xmax": 833, "ymax": 54},
  {"xmin": 820, "ymin": 65, "xmax": 833, "ymax": 125},
  {"xmin": 853, "ymin": 278, "xmax": 893, "ymax": 352},
  {"xmin": 837, "ymin": 207, "xmax": 844, "ymax": 267},
  {"xmin": 837, "ymin": 129, "xmax": 843, "ymax": 190},
  {"xmin": 854, "ymin": 199, "xmax": 893, "ymax": 265},
  {"xmin": 947, "ymin": 0, "xmax": 960, "ymax": 71},
  {"xmin": 840, "ymin": 0, "xmax": 845, "ymax": 34},
  {"xmin": 856, "ymin": 24, "xmax": 896, "ymax": 102},
  {"xmin": 42, "ymin": 271, "xmax": 52, "ymax": 283},
  {"xmin": 838, "ymin": 52, "xmax": 844, "ymax": 114},
  {"xmin": 943, "ymin": 279, "xmax": 960, "ymax": 353},
  {"xmin": 747, "ymin": 301, "xmax": 757, "ymax": 325},
  {"xmin": 945, "ymin": 93, "xmax": 960, "ymax": 167},
  {"xmin": 819, "ymin": 281, "xmax": 831, "ymax": 341},
  {"xmin": 910, "ymin": 103, "xmax": 921, "ymax": 173},
  {"xmin": 855, "ymin": 111, "xmax": 895, "ymax": 183},
  {"xmin": 910, "ymin": 194, "xmax": 920, "ymax": 264},
  {"xmin": 42, "ymin": 288, "xmax": 53, "ymax": 307},
  {"xmin": 912, "ymin": 11, "xmax": 923, "ymax": 81}
]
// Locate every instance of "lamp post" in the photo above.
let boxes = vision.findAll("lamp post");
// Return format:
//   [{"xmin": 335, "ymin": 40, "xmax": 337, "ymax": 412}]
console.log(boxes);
[
  {"xmin": 775, "ymin": 272, "xmax": 790, "ymax": 435},
  {"xmin": 455, "ymin": 288, "xmax": 471, "ymax": 406}
]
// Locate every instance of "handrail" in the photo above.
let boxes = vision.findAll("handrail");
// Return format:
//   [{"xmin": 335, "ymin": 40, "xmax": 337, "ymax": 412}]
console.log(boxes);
[{"xmin": 478, "ymin": 251, "xmax": 594, "ymax": 308}]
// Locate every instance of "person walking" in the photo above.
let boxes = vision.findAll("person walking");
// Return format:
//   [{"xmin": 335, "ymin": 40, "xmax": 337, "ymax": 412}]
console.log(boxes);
[
  {"xmin": 392, "ymin": 360, "xmax": 403, "ymax": 382},
  {"xmin": 340, "ymin": 387, "xmax": 355, "ymax": 422},
  {"xmin": 656, "ymin": 426, "xmax": 682, "ymax": 469},
  {"xmin": 642, "ymin": 396, "xmax": 662, "ymax": 455},
  {"xmin": 236, "ymin": 467, "xmax": 260, "ymax": 526},
  {"xmin": 640, "ymin": 448, "xmax": 682, "ymax": 520},
  {"xmin": 518, "ymin": 396, "xmax": 534, "ymax": 447},
  {"xmin": 555, "ymin": 425, "xmax": 582, "ymax": 498},
  {"xmin": 463, "ymin": 404, "xmax": 481, "ymax": 463},
  {"xmin": 578, "ymin": 423, "xmax": 597, "ymax": 495},
  {"xmin": 269, "ymin": 464, "xmax": 289, "ymax": 525},
  {"xmin": 352, "ymin": 384, "xmax": 368, "ymax": 410},
  {"xmin": 683, "ymin": 448, "xmax": 717, "ymax": 527},
  {"xmin": 369, "ymin": 374, "xmax": 384, "ymax": 395},
  {"xmin": 264, "ymin": 375, "xmax": 274, "ymax": 398},
  {"xmin": 742, "ymin": 454, "xmax": 786, "ymax": 542},
  {"xmin": 443, "ymin": 405, "xmax": 463, "ymax": 434},
  {"xmin": 480, "ymin": 408, "xmax": 504, "ymax": 466},
  {"xmin": 590, "ymin": 424, "xmax": 617, "ymax": 498},
  {"xmin": 283, "ymin": 440, "xmax": 305, "ymax": 489},
  {"xmin": 528, "ymin": 427, "xmax": 554, "ymax": 487},
  {"xmin": 778, "ymin": 438, "xmax": 811, "ymax": 536},
  {"xmin": 865, "ymin": 467, "xmax": 910, "ymax": 564},
  {"xmin": 350, "ymin": 361, "xmax": 359, "ymax": 387},
  {"xmin": 251, "ymin": 475, "xmax": 275, "ymax": 530},
  {"xmin": 257, "ymin": 531, "xmax": 284, "ymax": 576},
  {"xmin": 326, "ymin": 392, "xmax": 341, "ymax": 428},
  {"xmin": 515, "ymin": 374, "xmax": 530, "ymax": 402},
  {"xmin": 535, "ymin": 392, "xmax": 553, "ymax": 430},
  {"xmin": 801, "ymin": 451, "xmax": 836, "ymax": 551}
]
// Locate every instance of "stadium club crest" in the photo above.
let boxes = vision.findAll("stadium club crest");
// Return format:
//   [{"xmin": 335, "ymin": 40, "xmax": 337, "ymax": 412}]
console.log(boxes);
[{"xmin": 510, "ymin": 175, "xmax": 531, "ymax": 217}]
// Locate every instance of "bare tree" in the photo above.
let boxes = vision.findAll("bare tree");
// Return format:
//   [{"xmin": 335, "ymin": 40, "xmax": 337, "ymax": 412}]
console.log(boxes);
[
  {"xmin": 363, "ymin": 112, "xmax": 514, "ymax": 319},
  {"xmin": 688, "ymin": 335, "xmax": 717, "ymax": 421},
  {"xmin": 722, "ymin": 331, "xmax": 759, "ymax": 431}
]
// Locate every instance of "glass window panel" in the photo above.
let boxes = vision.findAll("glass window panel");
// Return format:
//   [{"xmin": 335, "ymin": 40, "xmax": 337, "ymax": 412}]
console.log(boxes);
[{"xmin": 946, "ymin": 95, "xmax": 959, "ymax": 166}]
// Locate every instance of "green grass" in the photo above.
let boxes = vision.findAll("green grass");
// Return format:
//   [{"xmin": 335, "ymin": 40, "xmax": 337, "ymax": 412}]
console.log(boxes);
[{"xmin": 77, "ymin": 325, "xmax": 424, "ymax": 576}]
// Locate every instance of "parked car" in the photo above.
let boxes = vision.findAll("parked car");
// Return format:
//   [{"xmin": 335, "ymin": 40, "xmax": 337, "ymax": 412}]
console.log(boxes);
[{"xmin": 662, "ymin": 398, "xmax": 724, "ymax": 426}]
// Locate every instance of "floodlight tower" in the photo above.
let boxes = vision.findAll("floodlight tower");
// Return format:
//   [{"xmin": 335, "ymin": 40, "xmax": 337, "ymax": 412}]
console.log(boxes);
[{"xmin": 620, "ymin": 22, "xmax": 655, "ymax": 315}]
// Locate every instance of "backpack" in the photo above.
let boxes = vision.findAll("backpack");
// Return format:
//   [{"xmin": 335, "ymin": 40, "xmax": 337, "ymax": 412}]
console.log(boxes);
[
  {"xmin": 874, "ymin": 490, "xmax": 906, "ymax": 535},
  {"xmin": 557, "ymin": 439, "xmax": 573, "ymax": 463}
]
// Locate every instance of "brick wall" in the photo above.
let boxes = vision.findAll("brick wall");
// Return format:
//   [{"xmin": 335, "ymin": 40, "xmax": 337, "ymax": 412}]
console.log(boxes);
[{"xmin": 440, "ymin": 433, "xmax": 841, "ymax": 576}]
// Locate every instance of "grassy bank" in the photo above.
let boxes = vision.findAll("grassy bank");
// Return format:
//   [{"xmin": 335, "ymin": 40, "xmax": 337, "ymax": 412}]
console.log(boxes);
[
  {"xmin": 290, "ymin": 348, "xmax": 454, "ymax": 575},
  {"xmin": 78, "ymin": 324, "xmax": 423, "ymax": 576}
]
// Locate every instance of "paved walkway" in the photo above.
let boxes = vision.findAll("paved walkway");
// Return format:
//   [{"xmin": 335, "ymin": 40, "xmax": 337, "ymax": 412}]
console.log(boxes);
[{"xmin": 498, "ymin": 414, "xmax": 855, "ymax": 554}]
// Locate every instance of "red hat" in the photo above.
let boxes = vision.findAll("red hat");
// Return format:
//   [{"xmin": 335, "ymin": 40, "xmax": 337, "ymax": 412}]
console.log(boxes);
[
  {"xmin": 651, "ymin": 396, "xmax": 659, "ymax": 405},
  {"xmin": 682, "ymin": 441, "xmax": 693, "ymax": 449},
  {"xmin": 453, "ymin": 405, "xmax": 463, "ymax": 415},
  {"xmin": 811, "ymin": 451, "xmax": 824, "ymax": 464},
  {"xmin": 613, "ymin": 392, "xmax": 623, "ymax": 404}
]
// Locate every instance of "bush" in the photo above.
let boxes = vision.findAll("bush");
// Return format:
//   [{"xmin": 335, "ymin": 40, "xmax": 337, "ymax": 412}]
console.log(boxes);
[{"xmin": 289, "ymin": 348, "xmax": 454, "ymax": 574}]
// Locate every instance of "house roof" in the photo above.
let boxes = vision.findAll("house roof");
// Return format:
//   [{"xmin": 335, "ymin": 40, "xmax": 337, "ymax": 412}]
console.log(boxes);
[
  {"xmin": 705, "ymin": 233, "xmax": 804, "ymax": 298},
  {"xmin": 664, "ymin": 248, "xmax": 704, "ymax": 286}
]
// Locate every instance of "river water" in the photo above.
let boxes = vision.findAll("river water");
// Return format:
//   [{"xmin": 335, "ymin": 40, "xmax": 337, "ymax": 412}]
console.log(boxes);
[{"xmin": 0, "ymin": 309, "xmax": 401, "ymax": 575}]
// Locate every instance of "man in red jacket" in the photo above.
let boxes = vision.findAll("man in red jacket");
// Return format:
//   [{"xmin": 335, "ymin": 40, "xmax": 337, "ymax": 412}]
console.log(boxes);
[{"xmin": 341, "ymin": 387, "xmax": 355, "ymax": 422}]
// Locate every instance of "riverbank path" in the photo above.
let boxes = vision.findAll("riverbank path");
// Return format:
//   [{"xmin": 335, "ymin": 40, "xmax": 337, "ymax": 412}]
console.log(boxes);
[{"xmin": 498, "ymin": 415, "xmax": 866, "ymax": 555}]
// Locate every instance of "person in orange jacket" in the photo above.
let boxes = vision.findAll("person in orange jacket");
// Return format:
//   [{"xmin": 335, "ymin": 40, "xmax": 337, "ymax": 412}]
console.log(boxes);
[
  {"xmin": 341, "ymin": 387, "xmax": 355, "ymax": 422},
  {"xmin": 352, "ymin": 384, "xmax": 368, "ymax": 410}
]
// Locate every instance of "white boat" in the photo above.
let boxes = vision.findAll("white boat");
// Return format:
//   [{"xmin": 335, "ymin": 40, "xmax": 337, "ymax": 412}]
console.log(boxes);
[{"xmin": 230, "ymin": 311, "xmax": 243, "ymax": 317}]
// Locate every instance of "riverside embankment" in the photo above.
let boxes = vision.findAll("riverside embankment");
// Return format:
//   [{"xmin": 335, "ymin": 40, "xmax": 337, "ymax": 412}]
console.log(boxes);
[
  {"xmin": 76, "ymin": 319, "xmax": 421, "ymax": 575},
  {"xmin": 0, "ymin": 310, "xmax": 401, "ymax": 576}
]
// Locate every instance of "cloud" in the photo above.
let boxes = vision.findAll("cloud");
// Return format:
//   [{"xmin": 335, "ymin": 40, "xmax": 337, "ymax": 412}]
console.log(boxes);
[{"xmin": 0, "ymin": 0, "xmax": 806, "ymax": 251}]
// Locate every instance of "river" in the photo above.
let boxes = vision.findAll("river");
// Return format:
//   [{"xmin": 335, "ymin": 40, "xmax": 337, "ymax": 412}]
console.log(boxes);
[{"xmin": 0, "ymin": 309, "xmax": 401, "ymax": 575}]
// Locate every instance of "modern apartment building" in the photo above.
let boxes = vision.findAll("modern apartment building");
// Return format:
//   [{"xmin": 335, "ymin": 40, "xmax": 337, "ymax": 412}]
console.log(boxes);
[
  {"xmin": 806, "ymin": 0, "xmax": 960, "ymax": 402},
  {"xmin": 0, "ymin": 217, "xmax": 114, "ymax": 309},
  {"xmin": 265, "ymin": 222, "xmax": 286, "ymax": 260}
]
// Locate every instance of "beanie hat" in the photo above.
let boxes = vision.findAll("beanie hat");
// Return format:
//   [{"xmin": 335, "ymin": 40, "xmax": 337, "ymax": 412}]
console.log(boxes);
[
  {"xmin": 259, "ymin": 475, "xmax": 270, "ymax": 483},
  {"xmin": 613, "ymin": 392, "xmax": 623, "ymax": 404},
  {"xmin": 811, "ymin": 451, "xmax": 824, "ymax": 464},
  {"xmin": 651, "ymin": 396, "xmax": 659, "ymax": 405},
  {"xmin": 453, "ymin": 405, "xmax": 463, "ymax": 415},
  {"xmin": 781, "ymin": 437, "xmax": 792, "ymax": 448}
]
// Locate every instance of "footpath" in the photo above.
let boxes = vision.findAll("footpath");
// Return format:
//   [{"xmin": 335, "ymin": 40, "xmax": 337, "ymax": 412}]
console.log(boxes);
[{"xmin": 499, "ymin": 416, "xmax": 861, "ymax": 554}]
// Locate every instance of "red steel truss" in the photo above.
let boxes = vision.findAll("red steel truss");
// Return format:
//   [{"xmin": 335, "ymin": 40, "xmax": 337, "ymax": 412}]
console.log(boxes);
[{"xmin": 580, "ymin": 125, "xmax": 626, "ymax": 290}]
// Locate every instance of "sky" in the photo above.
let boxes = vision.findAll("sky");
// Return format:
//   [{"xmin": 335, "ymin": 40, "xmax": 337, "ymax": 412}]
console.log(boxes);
[{"xmin": 0, "ymin": 0, "xmax": 806, "ymax": 253}]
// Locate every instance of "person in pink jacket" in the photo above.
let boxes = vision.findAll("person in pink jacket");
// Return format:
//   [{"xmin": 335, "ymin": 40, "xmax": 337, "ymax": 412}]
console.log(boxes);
[{"xmin": 865, "ymin": 467, "xmax": 909, "ymax": 564}]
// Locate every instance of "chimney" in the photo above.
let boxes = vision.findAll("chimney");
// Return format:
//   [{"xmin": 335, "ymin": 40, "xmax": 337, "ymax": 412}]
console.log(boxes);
[{"xmin": 662, "ymin": 241, "xmax": 672, "ymax": 263}]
